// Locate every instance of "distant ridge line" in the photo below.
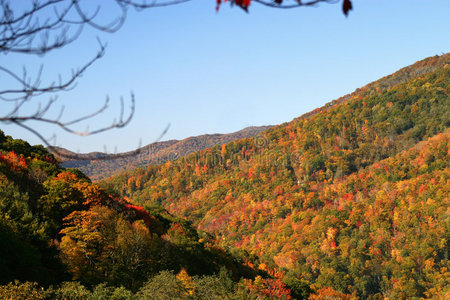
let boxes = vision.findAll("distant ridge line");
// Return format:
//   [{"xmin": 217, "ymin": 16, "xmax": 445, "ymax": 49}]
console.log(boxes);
[{"xmin": 53, "ymin": 125, "xmax": 273, "ymax": 180}]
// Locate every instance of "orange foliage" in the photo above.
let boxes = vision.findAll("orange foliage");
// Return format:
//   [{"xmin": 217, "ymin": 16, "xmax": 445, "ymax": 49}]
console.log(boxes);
[
  {"xmin": 0, "ymin": 151, "xmax": 27, "ymax": 171},
  {"xmin": 244, "ymin": 276, "xmax": 292, "ymax": 299},
  {"xmin": 55, "ymin": 171, "xmax": 79, "ymax": 183}
]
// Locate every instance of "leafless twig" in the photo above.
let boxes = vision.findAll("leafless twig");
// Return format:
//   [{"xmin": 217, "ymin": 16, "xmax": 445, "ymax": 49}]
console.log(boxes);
[
  {"xmin": 0, "ymin": 0, "xmax": 341, "ymax": 160},
  {"xmin": 0, "ymin": 0, "xmax": 188, "ymax": 158}
]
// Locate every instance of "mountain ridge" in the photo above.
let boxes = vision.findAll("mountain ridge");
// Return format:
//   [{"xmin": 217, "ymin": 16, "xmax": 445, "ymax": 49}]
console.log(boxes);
[
  {"xmin": 54, "ymin": 125, "xmax": 273, "ymax": 180},
  {"xmin": 102, "ymin": 53, "xmax": 449, "ymax": 298},
  {"xmin": 54, "ymin": 54, "xmax": 449, "ymax": 181},
  {"xmin": 1, "ymin": 53, "xmax": 448, "ymax": 299}
]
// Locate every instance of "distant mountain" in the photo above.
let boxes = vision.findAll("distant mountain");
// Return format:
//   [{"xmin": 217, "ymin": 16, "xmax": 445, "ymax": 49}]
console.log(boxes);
[{"xmin": 53, "ymin": 126, "xmax": 272, "ymax": 180}]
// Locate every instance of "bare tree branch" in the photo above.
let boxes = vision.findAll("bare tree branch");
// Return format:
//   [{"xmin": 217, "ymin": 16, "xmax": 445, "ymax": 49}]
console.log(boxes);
[
  {"xmin": 0, "ymin": 1, "xmax": 190, "ymax": 157},
  {"xmin": 0, "ymin": 0, "xmax": 341, "ymax": 160},
  {"xmin": 0, "ymin": 40, "xmax": 105, "ymax": 100}
]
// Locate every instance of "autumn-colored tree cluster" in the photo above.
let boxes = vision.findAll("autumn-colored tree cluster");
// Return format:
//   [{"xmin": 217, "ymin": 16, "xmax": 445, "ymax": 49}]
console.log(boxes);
[
  {"xmin": 1, "ymin": 53, "xmax": 448, "ymax": 299},
  {"xmin": 1, "ymin": 130, "xmax": 293, "ymax": 297},
  {"xmin": 103, "ymin": 53, "xmax": 449, "ymax": 298}
]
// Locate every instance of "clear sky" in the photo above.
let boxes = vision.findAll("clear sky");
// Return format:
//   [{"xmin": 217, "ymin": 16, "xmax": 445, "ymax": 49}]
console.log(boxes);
[{"xmin": 1, "ymin": 0, "xmax": 450, "ymax": 153}]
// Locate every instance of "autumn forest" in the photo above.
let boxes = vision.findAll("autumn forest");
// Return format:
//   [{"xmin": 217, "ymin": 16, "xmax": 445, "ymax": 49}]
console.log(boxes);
[{"xmin": 0, "ymin": 53, "xmax": 449, "ymax": 299}]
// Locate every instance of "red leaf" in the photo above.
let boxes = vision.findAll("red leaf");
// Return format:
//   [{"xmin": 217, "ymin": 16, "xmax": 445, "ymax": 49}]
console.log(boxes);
[
  {"xmin": 342, "ymin": 0, "xmax": 352, "ymax": 17},
  {"xmin": 235, "ymin": 0, "xmax": 251, "ymax": 11},
  {"xmin": 216, "ymin": 0, "xmax": 221, "ymax": 12}
]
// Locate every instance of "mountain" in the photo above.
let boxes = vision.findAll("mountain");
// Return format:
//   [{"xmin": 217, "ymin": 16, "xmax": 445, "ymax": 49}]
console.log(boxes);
[
  {"xmin": 54, "ymin": 125, "xmax": 272, "ymax": 181},
  {"xmin": 102, "ymin": 53, "xmax": 450, "ymax": 299},
  {"xmin": 1, "ymin": 53, "xmax": 448, "ymax": 299},
  {"xmin": 2, "ymin": 130, "xmax": 296, "ymax": 298}
]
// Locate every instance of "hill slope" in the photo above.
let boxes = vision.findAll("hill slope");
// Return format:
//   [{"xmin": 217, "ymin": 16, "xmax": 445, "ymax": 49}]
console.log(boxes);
[
  {"xmin": 55, "ymin": 126, "xmax": 272, "ymax": 181},
  {"xmin": 103, "ymin": 53, "xmax": 450, "ymax": 298},
  {"xmin": 0, "ymin": 130, "xmax": 263, "ymax": 294}
]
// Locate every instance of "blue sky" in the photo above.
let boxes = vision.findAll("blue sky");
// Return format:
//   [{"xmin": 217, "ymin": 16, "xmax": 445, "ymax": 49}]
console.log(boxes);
[{"xmin": 1, "ymin": 0, "xmax": 450, "ymax": 153}]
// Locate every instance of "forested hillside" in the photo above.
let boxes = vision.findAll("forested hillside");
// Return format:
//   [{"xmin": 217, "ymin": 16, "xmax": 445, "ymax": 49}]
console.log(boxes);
[
  {"xmin": 1, "ymin": 54, "xmax": 448, "ymax": 299},
  {"xmin": 55, "ymin": 126, "xmax": 272, "ymax": 181},
  {"xmin": 1, "ymin": 130, "xmax": 302, "ymax": 299},
  {"xmin": 103, "ymin": 53, "xmax": 450, "ymax": 299}
]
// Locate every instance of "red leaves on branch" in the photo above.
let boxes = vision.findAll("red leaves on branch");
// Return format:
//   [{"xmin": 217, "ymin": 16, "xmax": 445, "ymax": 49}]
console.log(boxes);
[
  {"xmin": 235, "ymin": 0, "xmax": 251, "ymax": 11},
  {"xmin": 217, "ymin": 0, "xmax": 352, "ymax": 16},
  {"xmin": 217, "ymin": 0, "xmax": 251, "ymax": 12},
  {"xmin": 342, "ymin": 0, "xmax": 353, "ymax": 16}
]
